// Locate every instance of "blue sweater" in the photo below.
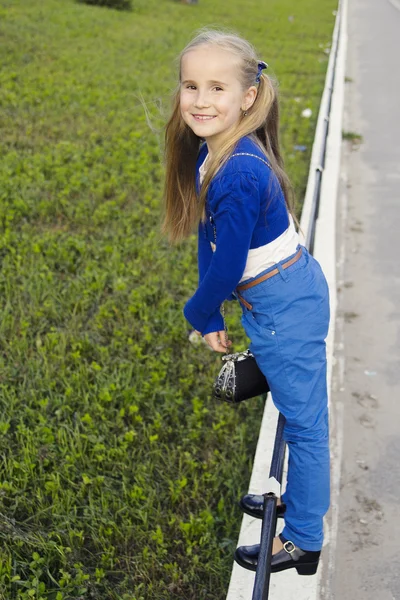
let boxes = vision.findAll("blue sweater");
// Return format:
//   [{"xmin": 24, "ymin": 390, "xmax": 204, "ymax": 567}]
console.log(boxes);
[{"xmin": 183, "ymin": 136, "xmax": 290, "ymax": 335}]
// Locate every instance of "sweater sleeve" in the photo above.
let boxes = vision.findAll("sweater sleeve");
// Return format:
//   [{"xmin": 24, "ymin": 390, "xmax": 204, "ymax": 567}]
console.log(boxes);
[
  {"xmin": 197, "ymin": 221, "xmax": 225, "ymax": 334},
  {"xmin": 184, "ymin": 173, "xmax": 260, "ymax": 334}
]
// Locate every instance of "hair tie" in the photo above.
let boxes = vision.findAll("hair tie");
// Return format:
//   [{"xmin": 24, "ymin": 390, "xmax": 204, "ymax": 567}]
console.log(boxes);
[{"xmin": 256, "ymin": 61, "xmax": 268, "ymax": 83}]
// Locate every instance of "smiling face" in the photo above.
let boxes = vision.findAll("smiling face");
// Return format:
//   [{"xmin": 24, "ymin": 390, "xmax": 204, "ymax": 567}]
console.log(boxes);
[{"xmin": 180, "ymin": 45, "xmax": 257, "ymax": 155}]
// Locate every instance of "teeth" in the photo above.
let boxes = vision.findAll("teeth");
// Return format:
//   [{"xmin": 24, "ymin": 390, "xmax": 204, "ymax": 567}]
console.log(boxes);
[{"xmin": 194, "ymin": 115, "xmax": 214, "ymax": 120}]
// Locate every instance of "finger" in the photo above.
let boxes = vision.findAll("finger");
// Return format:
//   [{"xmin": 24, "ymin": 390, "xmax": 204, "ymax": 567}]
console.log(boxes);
[
  {"xmin": 213, "ymin": 343, "xmax": 227, "ymax": 353},
  {"xmin": 204, "ymin": 333, "xmax": 226, "ymax": 353},
  {"xmin": 215, "ymin": 334, "xmax": 228, "ymax": 353},
  {"xmin": 218, "ymin": 331, "xmax": 232, "ymax": 349}
]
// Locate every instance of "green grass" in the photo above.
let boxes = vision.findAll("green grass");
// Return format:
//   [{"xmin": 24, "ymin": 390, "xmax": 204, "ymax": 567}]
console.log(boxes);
[
  {"xmin": 0, "ymin": 0, "xmax": 336, "ymax": 598},
  {"xmin": 342, "ymin": 130, "xmax": 363, "ymax": 144}
]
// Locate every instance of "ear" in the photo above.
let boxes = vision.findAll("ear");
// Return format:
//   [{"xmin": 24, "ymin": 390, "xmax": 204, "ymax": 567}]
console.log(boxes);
[{"xmin": 242, "ymin": 85, "xmax": 258, "ymax": 111}]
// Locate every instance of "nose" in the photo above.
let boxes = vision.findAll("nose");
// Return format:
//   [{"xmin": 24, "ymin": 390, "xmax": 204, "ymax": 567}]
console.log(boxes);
[{"xmin": 193, "ymin": 89, "xmax": 210, "ymax": 109}]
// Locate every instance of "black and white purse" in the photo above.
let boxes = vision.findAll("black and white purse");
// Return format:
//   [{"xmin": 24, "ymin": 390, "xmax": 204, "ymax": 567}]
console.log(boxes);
[{"xmin": 213, "ymin": 349, "xmax": 270, "ymax": 404}]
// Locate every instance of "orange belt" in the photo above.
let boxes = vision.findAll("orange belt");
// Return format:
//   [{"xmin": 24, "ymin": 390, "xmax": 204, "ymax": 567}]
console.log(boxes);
[{"xmin": 235, "ymin": 247, "xmax": 303, "ymax": 310}]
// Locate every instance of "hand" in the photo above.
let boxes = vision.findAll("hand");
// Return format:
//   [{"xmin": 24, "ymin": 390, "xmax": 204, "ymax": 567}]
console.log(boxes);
[{"xmin": 203, "ymin": 330, "xmax": 232, "ymax": 353}]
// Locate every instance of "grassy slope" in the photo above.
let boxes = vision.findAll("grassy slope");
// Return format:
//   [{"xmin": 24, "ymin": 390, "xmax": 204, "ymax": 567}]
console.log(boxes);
[{"xmin": 0, "ymin": 0, "xmax": 336, "ymax": 598}]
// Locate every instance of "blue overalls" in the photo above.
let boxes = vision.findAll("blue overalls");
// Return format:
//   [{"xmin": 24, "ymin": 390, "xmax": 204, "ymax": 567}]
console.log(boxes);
[{"xmin": 238, "ymin": 245, "xmax": 330, "ymax": 551}]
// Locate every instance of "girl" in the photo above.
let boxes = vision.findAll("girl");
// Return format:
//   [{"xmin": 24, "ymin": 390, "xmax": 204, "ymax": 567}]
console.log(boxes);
[{"xmin": 162, "ymin": 29, "xmax": 330, "ymax": 576}]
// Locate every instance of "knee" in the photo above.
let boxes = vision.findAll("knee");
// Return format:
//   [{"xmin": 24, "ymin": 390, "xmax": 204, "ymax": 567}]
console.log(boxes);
[{"xmin": 284, "ymin": 408, "xmax": 329, "ymax": 444}]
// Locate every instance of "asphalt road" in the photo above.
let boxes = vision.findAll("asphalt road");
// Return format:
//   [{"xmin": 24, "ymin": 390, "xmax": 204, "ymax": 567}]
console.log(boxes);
[{"xmin": 328, "ymin": 0, "xmax": 400, "ymax": 598}]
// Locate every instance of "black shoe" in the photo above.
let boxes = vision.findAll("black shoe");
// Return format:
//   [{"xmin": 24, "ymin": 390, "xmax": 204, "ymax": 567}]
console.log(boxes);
[
  {"xmin": 239, "ymin": 494, "xmax": 286, "ymax": 519},
  {"xmin": 234, "ymin": 535, "xmax": 320, "ymax": 576}
]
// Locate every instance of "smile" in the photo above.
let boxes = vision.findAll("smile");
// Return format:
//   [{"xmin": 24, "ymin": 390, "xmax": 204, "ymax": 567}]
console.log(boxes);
[{"xmin": 192, "ymin": 114, "xmax": 216, "ymax": 121}]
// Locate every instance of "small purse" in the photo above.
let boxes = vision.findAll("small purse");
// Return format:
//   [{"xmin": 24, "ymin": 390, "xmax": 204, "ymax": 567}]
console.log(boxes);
[
  {"xmin": 213, "ymin": 349, "xmax": 270, "ymax": 404},
  {"xmin": 209, "ymin": 212, "xmax": 270, "ymax": 404}
]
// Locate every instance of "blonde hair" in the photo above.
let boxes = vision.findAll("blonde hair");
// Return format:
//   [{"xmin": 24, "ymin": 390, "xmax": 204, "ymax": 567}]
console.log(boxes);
[{"xmin": 162, "ymin": 29, "xmax": 295, "ymax": 243}]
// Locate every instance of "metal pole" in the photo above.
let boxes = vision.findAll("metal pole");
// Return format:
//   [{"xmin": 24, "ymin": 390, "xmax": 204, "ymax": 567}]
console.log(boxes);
[
  {"xmin": 252, "ymin": 413, "xmax": 286, "ymax": 600},
  {"xmin": 306, "ymin": 8, "xmax": 342, "ymax": 254}
]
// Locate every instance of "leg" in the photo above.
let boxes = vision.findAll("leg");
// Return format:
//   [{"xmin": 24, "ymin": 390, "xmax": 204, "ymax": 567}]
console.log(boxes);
[
  {"xmin": 240, "ymin": 255, "xmax": 330, "ymax": 550},
  {"xmin": 280, "ymin": 393, "xmax": 330, "ymax": 550}
]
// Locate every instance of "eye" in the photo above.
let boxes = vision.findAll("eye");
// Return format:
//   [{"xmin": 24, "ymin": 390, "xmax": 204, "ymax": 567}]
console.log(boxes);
[
  {"xmin": 183, "ymin": 84, "xmax": 196, "ymax": 90},
  {"xmin": 213, "ymin": 86, "xmax": 223, "ymax": 92}
]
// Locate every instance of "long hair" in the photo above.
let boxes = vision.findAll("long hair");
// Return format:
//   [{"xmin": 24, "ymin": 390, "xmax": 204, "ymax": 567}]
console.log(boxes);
[{"xmin": 162, "ymin": 29, "xmax": 296, "ymax": 243}]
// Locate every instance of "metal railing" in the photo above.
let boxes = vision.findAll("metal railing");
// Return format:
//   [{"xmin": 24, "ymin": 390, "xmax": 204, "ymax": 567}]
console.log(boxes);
[
  {"xmin": 303, "ymin": 7, "xmax": 342, "ymax": 254},
  {"xmin": 247, "ymin": 5, "xmax": 343, "ymax": 598}
]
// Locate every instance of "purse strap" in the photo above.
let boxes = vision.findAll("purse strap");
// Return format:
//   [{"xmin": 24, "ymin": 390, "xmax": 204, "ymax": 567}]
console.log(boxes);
[{"xmin": 230, "ymin": 152, "xmax": 271, "ymax": 169}]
